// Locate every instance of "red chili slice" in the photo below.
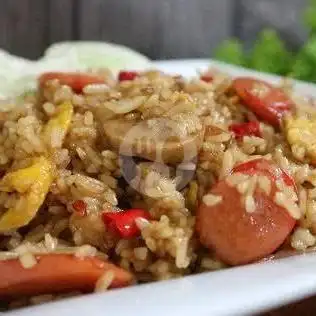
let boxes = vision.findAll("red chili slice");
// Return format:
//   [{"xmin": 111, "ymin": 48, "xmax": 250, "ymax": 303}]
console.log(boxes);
[
  {"xmin": 102, "ymin": 209, "xmax": 151, "ymax": 238},
  {"xmin": 196, "ymin": 158, "xmax": 297, "ymax": 265},
  {"xmin": 200, "ymin": 75, "xmax": 213, "ymax": 83},
  {"xmin": 229, "ymin": 121, "xmax": 261, "ymax": 139},
  {"xmin": 118, "ymin": 71, "xmax": 138, "ymax": 82},
  {"xmin": 233, "ymin": 77, "xmax": 293, "ymax": 127},
  {"xmin": 72, "ymin": 200, "xmax": 87, "ymax": 217}
]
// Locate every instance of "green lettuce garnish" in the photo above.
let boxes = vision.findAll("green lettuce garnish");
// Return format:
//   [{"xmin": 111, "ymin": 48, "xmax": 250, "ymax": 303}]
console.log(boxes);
[
  {"xmin": 214, "ymin": 38, "xmax": 246, "ymax": 67},
  {"xmin": 249, "ymin": 29, "xmax": 292, "ymax": 75},
  {"xmin": 0, "ymin": 41, "xmax": 152, "ymax": 99}
]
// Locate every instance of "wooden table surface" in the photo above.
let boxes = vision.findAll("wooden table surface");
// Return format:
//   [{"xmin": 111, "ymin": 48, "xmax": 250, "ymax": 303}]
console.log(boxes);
[
  {"xmin": 262, "ymin": 295, "xmax": 316, "ymax": 315},
  {"xmin": 0, "ymin": 0, "xmax": 308, "ymax": 60}
]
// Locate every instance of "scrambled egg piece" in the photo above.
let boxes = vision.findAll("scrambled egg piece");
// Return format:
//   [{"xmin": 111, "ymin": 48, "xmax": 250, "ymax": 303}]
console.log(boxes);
[
  {"xmin": 0, "ymin": 156, "xmax": 54, "ymax": 232},
  {"xmin": 42, "ymin": 101, "xmax": 74, "ymax": 148},
  {"xmin": 285, "ymin": 115, "xmax": 316, "ymax": 164},
  {"xmin": 0, "ymin": 102, "xmax": 73, "ymax": 232}
]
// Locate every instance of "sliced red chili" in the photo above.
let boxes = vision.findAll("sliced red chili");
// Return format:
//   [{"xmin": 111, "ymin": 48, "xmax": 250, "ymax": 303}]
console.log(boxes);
[
  {"xmin": 200, "ymin": 75, "xmax": 213, "ymax": 83},
  {"xmin": 118, "ymin": 71, "xmax": 138, "ymax": 82},
  {"xmin": 229, "ymin": 121, "xmax": 261, "ymax": 139},
  {"xmin": 102, "ymin": 209, "xmax": 151, "ymax": 238},
  {"xmin": 72, "ymin": 200, "xmax": 87, "ymax": 217}
]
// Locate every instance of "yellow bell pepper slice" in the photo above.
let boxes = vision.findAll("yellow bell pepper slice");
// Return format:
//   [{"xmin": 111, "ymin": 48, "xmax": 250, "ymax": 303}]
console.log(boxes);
[
  {"xmin": 42, "ymin": 101, "xmax": 73, "ymax": 148},
  {"xmin": 0, "ymin": 156, "xmax": 54, "ymax": 232},
  {"xmin": 284, "ymin": 115, "xmax": 316, "ymax": 164}
]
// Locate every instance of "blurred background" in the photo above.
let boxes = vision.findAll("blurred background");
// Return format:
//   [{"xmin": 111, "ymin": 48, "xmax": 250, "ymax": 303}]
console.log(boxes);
[
  {"xmin": 3, "ymin": 0, "xmax": 316, "ymax": 82},
  {"xmin": 0, "ymin": 0, "xmax": 308, "ymax": 59}
]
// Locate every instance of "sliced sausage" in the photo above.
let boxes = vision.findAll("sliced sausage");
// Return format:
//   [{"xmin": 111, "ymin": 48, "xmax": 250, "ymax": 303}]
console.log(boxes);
[
  {"xmin": 233, "ymin": 77, "xmax": 293, "ymax": 127},
  {"xmin": 196, "ymin": 159, "xmax": 297, "ymax": 265},
  {"xmin": 39, "ymin": 72, "xmax": 105, "ymax": 93},
  {"xmin": 103, "ymin": 118, "xmax": 204, "ymax": 165},
  {"xmin": 0, "ymin": 254, "xmax": 134, "ymax": 298}
]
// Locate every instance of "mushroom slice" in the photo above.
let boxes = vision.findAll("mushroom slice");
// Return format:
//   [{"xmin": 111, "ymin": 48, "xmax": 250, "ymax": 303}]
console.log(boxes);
[{"xmin": 103, "ymin": 117, "xmax": 204, "ymax": 165}]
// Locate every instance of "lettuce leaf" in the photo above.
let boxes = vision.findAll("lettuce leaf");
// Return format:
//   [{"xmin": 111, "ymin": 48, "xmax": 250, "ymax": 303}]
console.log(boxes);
[
  {"xmin": 214, "ymin": 38, "xmax": 247, "ymax": 67},
  {"xmin": 249, "ymin": 29, "xmax": 292, "ymax": 75},
  {"xmin": 0, "ymin": 41, "xmax": 152, "ymax": 99}
]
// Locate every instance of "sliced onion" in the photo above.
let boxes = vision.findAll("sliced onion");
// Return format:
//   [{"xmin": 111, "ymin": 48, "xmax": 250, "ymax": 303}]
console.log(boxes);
[
  {"xmin": 103, "ymin": 96, "xmax": 146, "ymax": 114},
  {"xmin": 165, "ymin": 100, "xmax": 196, "ymax": 116}
]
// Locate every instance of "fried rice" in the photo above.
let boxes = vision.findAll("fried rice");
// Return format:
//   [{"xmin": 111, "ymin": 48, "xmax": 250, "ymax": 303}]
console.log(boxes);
[{"xmin": 1, "ymin": 68, "xmax": 316, "ymax": 310}]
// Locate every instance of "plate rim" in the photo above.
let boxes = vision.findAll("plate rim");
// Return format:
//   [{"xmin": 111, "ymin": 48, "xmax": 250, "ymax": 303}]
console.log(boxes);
[{"xmin": 7, "ymin": 58, "xmax": 316, "ymax": 316}]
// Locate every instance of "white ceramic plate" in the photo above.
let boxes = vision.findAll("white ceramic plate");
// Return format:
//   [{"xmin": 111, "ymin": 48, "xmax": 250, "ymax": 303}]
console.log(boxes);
[{"xmin": 8, "ymin": 59, "xmax": 316, "ymax": 316}]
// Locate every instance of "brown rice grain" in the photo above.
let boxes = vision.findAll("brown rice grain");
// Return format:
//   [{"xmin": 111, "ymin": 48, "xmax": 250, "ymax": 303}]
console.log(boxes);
[
  {"xmin": 94, "ymin": 270, "xmax": 115, "ymax": 292},
  {"xmin": 30, "ymin": 294, "xmax": 54, "ymax": 305},
  {"xmin": 245, "ymin": 195, "xmax": 256, "ymax": 213},
  {"xmin": 83, "ymin": 111, "xmax": 94, "ymax": 125},
  {"xmin": 201, "ymin": 258, "xmax": 226, "ymax": 270},
  {"xmin": 44, "ymin": 233, "xmax": 58, "ymax": 251},
  {"xmin": 134, "ymin": 247, "xmax": 148, "ymax": 260},
  {"xmin": 299, "ymin": 189, "xmax": 308, "ymax": 216},
  {"xmin": 43, "ymin": 102, "xmax": 56, "ymax": 115},
  {"xmin": 83, "ymin": 84, "xmax": 109, "ymax": 95},
  {"xmin": 309, "ymin": 188, "xmax": 316, "ymax": 200},
  {"xmin": 220, "ymin": 149, "xmax": 234, "ymax": 179},
  {"xmin": 226, "ymin": 173, "xmax": 249, "ymax": 187},
  {"xmin": 291, "ymin": 227, "xmax": 316, "ymax": 250},
  {"xmin": 206, "ymin": 133, "xmax": 231, "ymax": 143},
  {"xmin": 75, "ymin": 245, "xmax": 97, "ymax": 258},
  {"xmin": 19, "ymin": 252, "xmax": 37, "ymax": 269},
  {"xmin": 274, "ymin": 192, "xmax": 301, "ymax": 219},
  {"xmin": 258, "ymin": 175, "xmax": 271, "ymax": 195},
  {"xmin": 236, "ymin": 179, "xmax": 250, "ymax": 194},
  {"xmin": 175, "ymin": 236, "xmax": 190, "ymax": 268},
  {"xmin": 135, "ymin": 217, "xmax": 150, "ymax": 230},
  {"xmin": 202, "ymin": 194, "xmax": 222, "ymax": 207}
]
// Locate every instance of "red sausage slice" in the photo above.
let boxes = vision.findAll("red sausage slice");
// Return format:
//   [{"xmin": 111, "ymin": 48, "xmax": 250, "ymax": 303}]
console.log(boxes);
[
  {"xmin": 39, "ymin": 72, "xmax": 105, "ymax": 93},
  {"xmin": 0, "ymin": 254, "xmax": 134, "ymax": 298},
  {"xmin": 233, "ymin": 77, "xmax": 293, "ymax": 127},
  {"xmin": 196, "ymin": 159, "xmax": 297, "ymax": 265}
]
